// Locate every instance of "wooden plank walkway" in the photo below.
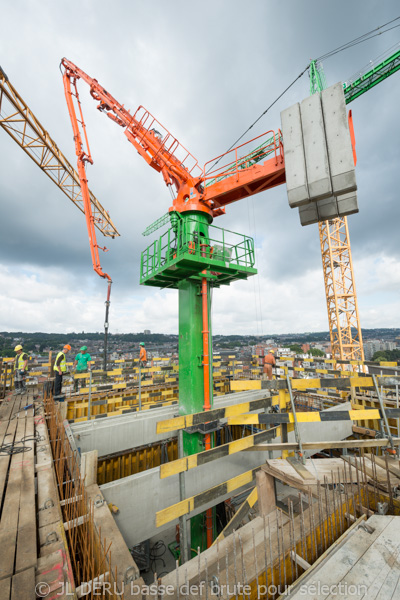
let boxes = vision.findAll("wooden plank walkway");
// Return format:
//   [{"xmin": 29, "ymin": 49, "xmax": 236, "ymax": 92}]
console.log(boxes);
[
  {"xmin": 0, "ymin": 389, "xmax": 140, "ymax": 599},
  {"xmin": 287, "ymin": 515, "xmax": 400, "ymax": 599},
  {"xmin": 0, "ymin": 392, "xmax": 72, "ymax": 598},
  {"xmin": 0, "ymin": 394, "xmax": 34, "ymax": 581}
]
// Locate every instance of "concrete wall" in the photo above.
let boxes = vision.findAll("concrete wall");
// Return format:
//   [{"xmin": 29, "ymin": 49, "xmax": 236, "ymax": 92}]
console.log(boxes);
[
  {"xmin": 99, "ymin": 402, "xmax": 352, "ymax": 546},
  {"xmin": 71, "ymin": 389, "xmax": 270, "ymax": 457},
  {"xmin": 100, "ymin": 451, "xmax": 270, "ymax": 547}
]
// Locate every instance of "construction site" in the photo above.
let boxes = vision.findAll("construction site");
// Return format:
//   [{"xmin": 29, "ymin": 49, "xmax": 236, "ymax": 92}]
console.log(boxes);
[{"xmin": 1, "ymin": 5, "xmax": 400, "ymax": 600}]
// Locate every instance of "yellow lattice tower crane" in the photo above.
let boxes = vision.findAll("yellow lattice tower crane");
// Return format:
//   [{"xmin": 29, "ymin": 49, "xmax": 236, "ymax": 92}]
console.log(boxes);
[
  {"xmin": 0, "ymin": 66, "xmax": 118, "ymax": 238},
  {"xmin": 0, "ymin": 65, "xmax": 120, "ymax": 368},
  {"xmin": 310, "ymin": 41, "xmax": 400, "ymax": 362},
  {"xmin": 319, "ymin": 216, "xmax": 363, "ymax": 361}
]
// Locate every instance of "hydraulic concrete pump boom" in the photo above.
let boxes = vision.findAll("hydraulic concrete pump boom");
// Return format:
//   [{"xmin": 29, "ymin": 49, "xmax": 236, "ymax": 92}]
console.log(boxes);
[
  {"xmin": 60, "ymin": 58, "xmax": 285, "ymax": 221},
  {"xmin": 62, "ymin": 67, "xmax": 112, "ymax": 285},
  {"xmin": 61, "ymin": 58, "xmax": 204, "ymax": 206},
  {"xmin": 62, "ymin": 63, "xmax": 114, "ymax": 371}
]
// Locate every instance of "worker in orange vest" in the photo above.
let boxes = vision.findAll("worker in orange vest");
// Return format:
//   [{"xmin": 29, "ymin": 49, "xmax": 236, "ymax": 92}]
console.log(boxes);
[
  {"xmin": 263, "ymin": 350, "xmax": 276, "ymax": 380},
  {"xmin": 139, "ymin": 342, "xmax": 147, "ymax": 381}
]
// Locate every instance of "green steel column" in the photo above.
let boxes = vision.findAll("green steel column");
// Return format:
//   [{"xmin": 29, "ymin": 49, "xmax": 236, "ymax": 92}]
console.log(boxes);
[
  {"xmin": 178, "ymin": 278, "xmax": 204, "ymax": 454},
  {"xmin": 178, "ymin": 211, "xmax": 214, "ymax": 550}
]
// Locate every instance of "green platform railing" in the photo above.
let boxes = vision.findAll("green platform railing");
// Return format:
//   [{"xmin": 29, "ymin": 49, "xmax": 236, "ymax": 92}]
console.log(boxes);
[{"xmin": 140, "ymin": 217, "xmax": 256, "ymax": 285}]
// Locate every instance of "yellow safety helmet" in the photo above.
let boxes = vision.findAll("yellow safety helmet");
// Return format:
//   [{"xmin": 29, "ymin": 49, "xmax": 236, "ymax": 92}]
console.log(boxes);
[
  {"xmin": 269, "ymin": 350, "xmax": 275, "ymax": 354},
  {"xmin": 14, "ymin": 344, "xmax": 23, "ymax": 352}
]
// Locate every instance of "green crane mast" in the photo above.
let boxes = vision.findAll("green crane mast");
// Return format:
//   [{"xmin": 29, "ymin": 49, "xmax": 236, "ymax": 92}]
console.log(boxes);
[
  {"xmin": 310, "ymin": 42, "xmax": 400, "ymax": 101},
  {"xmin": 141, "ymin": 203, "xmax": 257, "ymax": 553}
]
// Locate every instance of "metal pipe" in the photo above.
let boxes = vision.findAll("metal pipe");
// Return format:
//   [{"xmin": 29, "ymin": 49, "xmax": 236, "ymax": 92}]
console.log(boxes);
[
  {"xmin": 138, "ymin": 362, "xmax": 142, "ymax": 411},
  {"xmin": 178, "ymin": 429, "xmax": 189, "ymax": 564},
  {"xmin": 202, "ymin": 276, "xmax": 211, "ymax": 413},
  {"xmin": 103, "ymin": 281, "xmax": 111, "ymax": 373},
  {"xmin": 373, "ymin": 374, "xmax": 395, "ymax": 453},
  {"xmin": 396, "ymin": 384, "xmax": 399, "ymax": 445},
  {"xmin": 87, "ymin": 370, "xmax": 93, "ymax": 421},
  {"xmin": 286, "ymin": 374, "xmax": 304, "ymax": 463},
  {"xmin": 202, "ymin": 274, "xmax": 213, "ymax": 548}
]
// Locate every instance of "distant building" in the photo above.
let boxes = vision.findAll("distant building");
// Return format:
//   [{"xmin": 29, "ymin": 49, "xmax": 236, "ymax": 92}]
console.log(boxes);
[
  {"xmin": 144, "ymin": 330, "xmax": 151, "ymax": 335},
  {"xmin": 312, "ymin": 344, "xmax": 326, "ymax": 352},
  {"xmin": 364, "ymin": 340, "xmax": 383, "ymax": 360},
  {"xmin": 254, "ymin": 344, "xmax": 266, "ymax": 356},
  {"xmin": 302, "ymin": 343, "xmax": 310, "ymax": 353},
  {"xmin": 383, "ymin": 341, "xmax": 396, "ymax": 351}
]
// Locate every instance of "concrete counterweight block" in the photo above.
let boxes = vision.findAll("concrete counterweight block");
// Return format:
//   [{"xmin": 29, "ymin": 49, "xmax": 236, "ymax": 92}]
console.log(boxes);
[
  {"xmin": 337, "ymin": 191, "xmax": 359, "ymax": 217},
  {"xmin": 298, "ymin": 202, "xmax": 318, "ymax": 226},
  {"xmin": 298, "ymin": 197, "xmax": 339, "ymax": 226},
  {"xmin": 300, "ymin": 93, "xmax": 332, "ymax": 201},
  {"xmin": 321, "ymin": 82, "xmax": 357, "ymax": 196},
  {"xmin": 316, "ymin": 196, "xmax": 339, "ymax": 221},
  {"xmin": 280, "ymin": 103, "xmax": 310, "ymax": 208}
]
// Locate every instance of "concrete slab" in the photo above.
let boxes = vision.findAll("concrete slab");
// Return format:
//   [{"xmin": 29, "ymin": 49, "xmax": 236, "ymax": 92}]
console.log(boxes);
[
  {"xmin": 285, "ymin": 515, "xmax": 400, "ymax": 599},
  {"xmin": 321, "ymin": 82, "xmax": 357, "ymax": 196},
  {"xmin": 300, "ymin": 93, "xmax": 332, "ymax": 201},
  {"xmin": 281, "ymin": 103, "xmax": 310, "ymax": 207}
]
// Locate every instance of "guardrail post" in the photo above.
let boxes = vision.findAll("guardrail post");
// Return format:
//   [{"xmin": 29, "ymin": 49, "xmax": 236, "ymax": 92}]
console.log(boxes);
[
  {"xmin": 87, "ymin": 370, "xmax": 93, "ymax": 421},
  {"xmin": 139, "ymin": 363, "xmax": 142, "ymax": 411},
  {"xmin": 372, "ymin": 374, "xmax": 395, "ymax": 455},
  {"xmin": 287, "ymin": 375, "xmax": 305, "ymax": 464}
]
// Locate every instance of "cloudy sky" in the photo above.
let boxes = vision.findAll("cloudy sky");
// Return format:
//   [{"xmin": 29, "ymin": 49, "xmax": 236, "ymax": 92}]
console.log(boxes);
[{"xmin": 1, "ymin": 0, "xmax": 399, "ymax": 336}]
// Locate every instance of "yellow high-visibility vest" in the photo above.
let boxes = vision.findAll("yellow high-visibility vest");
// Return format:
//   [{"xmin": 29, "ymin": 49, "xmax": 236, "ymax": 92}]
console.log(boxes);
[
  {"xmin": 53, "ymin": 352, "xmax": 67, "ymax": 373},
  {"xmin": 14, "ymin": 353, "xmax": 28, "ymax": 371}
]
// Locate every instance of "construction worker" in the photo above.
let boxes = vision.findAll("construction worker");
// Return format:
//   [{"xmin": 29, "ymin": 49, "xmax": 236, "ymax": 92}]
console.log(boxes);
[
  {"xmin": 53, "ymin": 344, "xmax": 71, "ymax": 398},
  {"xmin": 73, "ymin": 345, "xmax": 91, "ymax": 392},
  {"xmin": 139, "ymin": 342, "xmax": 147, "ymax": 380},
  {"xmin": 13, "ymin": 345, "xmax": 28, "ymax": 394},
  {"xmin": 263, "ymin": 350, "xmax": 276, "ymax": 381}
]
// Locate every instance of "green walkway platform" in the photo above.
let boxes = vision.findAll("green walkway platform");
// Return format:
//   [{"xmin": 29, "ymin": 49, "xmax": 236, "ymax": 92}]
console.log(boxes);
[{"xmin": 140, "ymin": 216, "xmax": 257, "ymax": 288}]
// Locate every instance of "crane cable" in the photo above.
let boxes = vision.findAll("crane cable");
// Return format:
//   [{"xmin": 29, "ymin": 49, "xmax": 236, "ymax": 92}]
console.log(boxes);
[
  {"xmin": 205, "ymin": 64, "xmax": 309, "ymax": 174},
  {"xmin": 247, "ymin": 197, "xmax": 264, "ymax": 337},
  {"xmin": 316, "ymin": 16, "xmax": 400, "ymax": 61},
  {"xmin": 247, "ymin": 198, "xmax": 260, "ymax": 336},
  {"xmin": 207, "ymin": 15, "xmax": 400, "ymax": 176}
]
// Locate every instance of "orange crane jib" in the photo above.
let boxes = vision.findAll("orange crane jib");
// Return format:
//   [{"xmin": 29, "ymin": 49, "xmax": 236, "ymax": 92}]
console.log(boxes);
[{"xmin": 61, "ymin": 58, "xmax": 286, "ymax": 221}]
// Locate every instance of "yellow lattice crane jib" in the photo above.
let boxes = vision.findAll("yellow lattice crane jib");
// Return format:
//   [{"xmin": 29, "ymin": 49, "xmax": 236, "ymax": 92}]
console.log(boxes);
[{"xmin": 0, "ymin": 65, "xmax": 119, "ymax": 239}]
